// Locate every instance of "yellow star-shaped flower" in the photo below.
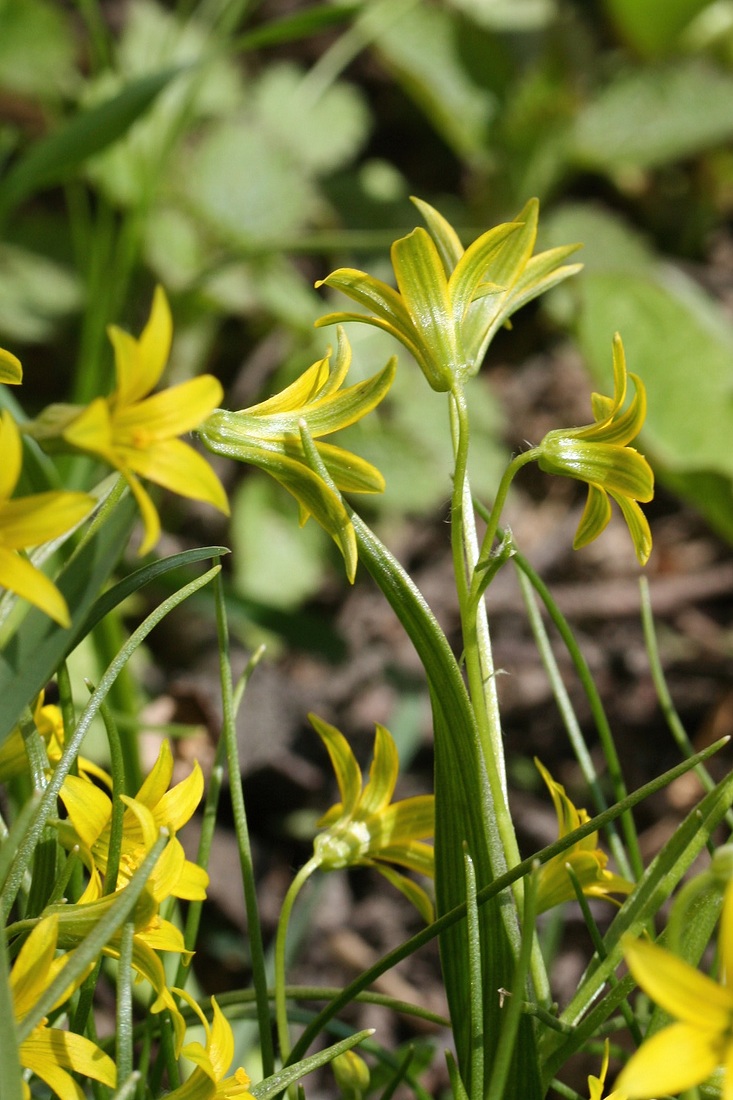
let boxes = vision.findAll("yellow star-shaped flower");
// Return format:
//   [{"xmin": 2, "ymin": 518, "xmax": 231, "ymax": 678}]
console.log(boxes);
[
  {"xmin": 28, "ymin": 287, "xmax": 229, "ymax": 555},
  {"xmin": 535, "ymin": 758, "xmax": 633, "ymax": 913},
  {"xmin": 315, "ymin": 196, "xmax": 581, "ymax": 392},
  {"xmin": 310, "ymin": 713, "xmax": 435, "ymax": 922}
]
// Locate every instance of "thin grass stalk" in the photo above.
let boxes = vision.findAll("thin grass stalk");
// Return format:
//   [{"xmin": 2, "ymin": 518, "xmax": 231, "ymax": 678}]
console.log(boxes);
[{"xmin": 639, "ymin": 575, "xmax": 733, "ymax": 830}]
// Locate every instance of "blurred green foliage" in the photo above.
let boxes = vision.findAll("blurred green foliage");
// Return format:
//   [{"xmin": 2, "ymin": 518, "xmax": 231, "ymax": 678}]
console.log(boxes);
[{"xmin": 2, "ymin": 0, "xmax": 733, "ymax": 608}]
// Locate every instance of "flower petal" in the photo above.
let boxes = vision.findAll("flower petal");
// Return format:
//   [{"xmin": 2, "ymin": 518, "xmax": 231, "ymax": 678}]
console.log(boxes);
[
  {"xmin": 573, "ymin": 484, "xmax": 612, "ymax": 551},
  {"xmin": 391, "ymin": 227, "xmax": 458, "ymax": 391},
  {"xmin": 372, "ymin": 862, "xmax": 434, "ymax": 923},
  {"xmin": 310, "ymin": 713, "xmax": 362, "ymax": 817},
  {"xmin": 22, "ymin": 1026, "xmax": 117, "ymax": 1091},
  {"xmin": 0, "ymin": 346, "xmax": 22, "ymax": 384},
  {"xmin": 623, "ymin": 934, "xmax": 733, "ymax": 1027},
  {"xmin": 124, "ymin": 470, "xmax": 161, "ymax": 556},
  {"xmin": 123, "ymin": 438, "xmax": 229, "ymax": 515},
  {"xmin": 615, "ymin": 1021, "xmax": 722, "ymax": 1098},
  {"xmin": 59, "ymin": 774, "xmax": 111, "ymax": 850},
  {"xmin": 612, "ymin": 493, "xmax": 653, "ymax": 566},
  {"xmin": 0, "ymin": 410, "xmax": 21, "ymax": 499},
  {"xmin": 360, "ymin": 724, "xmax": 399, "ymax": 815},
  {"xmin": 115, "ymin": 375, "xmax": 223, "ymax": 441},
  {"xmin": 0, "ymin": 546, "xmax": 71, "ymax": 627},
  {"xmin": 0, "ymin": 492, "xmax": 94, "ymax": 549},
  {"xmin": 136, "ymin": 284, "xmax": 173, "ymax": 398},
  {"xmin": 62, "ymin": 398, "xmax": 118, "ymax": 465}
]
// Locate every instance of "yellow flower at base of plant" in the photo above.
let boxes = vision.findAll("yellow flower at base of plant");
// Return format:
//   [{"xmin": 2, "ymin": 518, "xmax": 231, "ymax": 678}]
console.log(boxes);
[
  {"xmin": 535, "ymin": 334, "xmax": 654, "ymax": 565},
  {"xmin": 535, "ymin": 758, "xmax": 633, "ymax": 913},
  {"xmin": 617, "ymin": 880, "xmax": 733, "ymax": 1099},
  {"xmin": 57, "ymin": 739, "xmax": 208, "ymax": 902},
  {"xmin": 310, "ymin": 713, "xmax": 435, "ymax": 922},
  {"xmin": 316, "ymin": 196, "xmax": 581, "ymax": 392},
  {"xmin": 199, "ymin": 329, "xmax": 395, "ymax": 581},
  {"xmin": 0, "ymin": 690, "xmax": 111, "ymax": 783},
  {"xmin": 10, "ymin": 915, "xmax": 117, "ymax": 1100},
  {"xmin": 0, "ymin": 411, "xmax": 95, "ymax": 627},
  {"xmin": 26, "ymin": 286, "xmax": 229, "ymax": 555},
  {"xmin": 166, "ymin": 991, "xmax": 254, "ymax": 1100},
  {"xmin": 48, "ymin": 883, "xmax": 190, "ymax": 1055}
]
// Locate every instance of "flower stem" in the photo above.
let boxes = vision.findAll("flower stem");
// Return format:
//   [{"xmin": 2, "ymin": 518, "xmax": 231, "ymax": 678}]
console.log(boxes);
[
  {"xmin": 274, "ymin": 856, "xmax": 321, "ymax": 1069},
  {"xmin": 449, "ymin": 390, "xmax": 550, "ymax": 1002}
]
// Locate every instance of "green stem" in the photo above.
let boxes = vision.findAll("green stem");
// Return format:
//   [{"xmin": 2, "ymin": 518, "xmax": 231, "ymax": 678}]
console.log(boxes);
[
  {"xmin": 640, "ymin": 576, "xmax": 733, "ymax": 830},
  {"xmin": 212, "ymin": 568, "xmax": 275, "ymax": 1078},
  {"xmin": 450, "ymin": 391, "xmax": 550, "ymax": 1003},
  {"xmin": 274, "ymin": 856, "xmax": 320, "ymax": 1067}
]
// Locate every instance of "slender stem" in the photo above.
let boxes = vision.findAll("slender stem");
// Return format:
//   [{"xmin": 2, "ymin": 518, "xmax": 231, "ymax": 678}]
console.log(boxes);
[
  {"xmin": 450, "ymin": 390, "xmax": 550, "ymax": 1003},
  {"xmin": 274, "ymin": 856, "xmax": 320, "ymax": 1067},
  {"xmin": 639, "ymin": 576, "xmax": 733, "ymax": 829},
  {"xmin": 212, "ymin": 568, "xmax": 275, "ymax": 1078}
]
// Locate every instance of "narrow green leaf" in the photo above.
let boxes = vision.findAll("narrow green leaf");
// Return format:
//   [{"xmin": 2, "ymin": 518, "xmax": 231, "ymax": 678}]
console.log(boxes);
[
  {"xmin": 349, "ymin": 511, "xmax": 542, "ymax": 1098},
  {"xmin": 253, "ymin": 1031, "xmax": 375, "ymax": 1100},
  {"xmin": 0, "ymin": 66, "xmax": 185, "ymax": 220},
  {"xmin": 0, "ymin": 923, "xmax": 23, "ymax": 1100},
  {"xmin": 79, "ymin": 545, "xmax": 230, "ymax": 638}
]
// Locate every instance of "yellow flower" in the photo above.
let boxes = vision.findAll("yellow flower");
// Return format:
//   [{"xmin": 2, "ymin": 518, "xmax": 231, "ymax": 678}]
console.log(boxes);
[
  {"xmin": 166, "ymin": 992, "xmax": 254, "ymax": 1100},
  {"xmin": 316, "ymin": 196, "xmax": 581, "ymax": 392},
  {"xmin": 0, "ymin": 345, "xmax": 22, "ymax": 383},
  {"xmin": 0, "ymin": 690, "xmax": 110, "ymax": 783},
  {"xmin": 10, "ymin": 915, "xmax": 117, "ymax": 1100},
  {"xmin": 27, "ymin": 286, "xmax": 229, "ymax": 555},
  {"xmin": 588, "ymin": 1040, "xmax": 626, "ymax": 1100},
  {"xmin": 0, "ymin": 411, "xmax": 95, "ymax": 627},
  {"xmin": 617, "ymin": 882, "xmax": 733, "ymax": 1099},
  {"xmin": 310, "ymin": 713, "xmax": 435, "ymax": 922},
  {"xmin": 535, "ymin": 758, "xmax": 633, "ymax": 913},
  {"xmin": 199, "ymin": 329, "xmax": 395, "ymax": 581},
  {"xmin": 49, "ymin": 881, "xmax": 190, "ymax": 1055},
  {"xmin": 535, "ymin": 334, "xmax": 654, "ymax": 565},
  {"xmin": 57, "ymin": 739, "xmax": 208, "ymax": 902}
]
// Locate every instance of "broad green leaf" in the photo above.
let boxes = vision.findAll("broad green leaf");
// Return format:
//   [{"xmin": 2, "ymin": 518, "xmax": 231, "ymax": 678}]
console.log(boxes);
[
  {"xmin": 0, "ymin": 243, "xmax": 81, "ymax": 343},
  {"xmin": 572, "ymin": 59, "xmax": 733, "ymax": 172},
  {"xmin": 0, "ymin": 0, "xmax": 75, "ymax": 98},
  {"xmin": 375, "ymin": 3, "xmax": 497, "ymax": 163},
  {"xmin": 250, "ymin": 62, "xmax": 371, "ymax": 175},
  {"xmin": 446, "ymin": 0, "xmax": 555, "ymax": 30},
  {"xmin": 185, "ymin": 120, "xmax": 317, "ymax": 245},
  {"xmin": 0, "ymin": 67, "xmax": 185, "ymax": 221},
  {"xmin": 603, "ymin": 0, "xmax": 716, "ymax": 55},
  {"xmin": 231, "ymin": 478, "xmax": 327, "ymax": 611}
]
